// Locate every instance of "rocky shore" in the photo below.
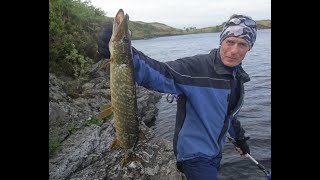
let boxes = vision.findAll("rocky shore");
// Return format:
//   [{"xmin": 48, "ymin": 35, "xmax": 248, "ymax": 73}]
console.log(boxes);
[{"xmin": 49, "ymin": 60, "xmax": 186, "ymax": 180}]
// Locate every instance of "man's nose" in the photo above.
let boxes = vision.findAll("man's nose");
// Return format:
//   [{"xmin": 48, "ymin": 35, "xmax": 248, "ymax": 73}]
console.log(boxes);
[{"xmin": 230, "ymin": 45, "xmax": 239, "ymax": 54}]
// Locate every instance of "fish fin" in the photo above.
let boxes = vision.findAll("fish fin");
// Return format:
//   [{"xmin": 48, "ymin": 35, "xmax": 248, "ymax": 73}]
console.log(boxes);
[
  {"xmin": 121, "ymin": 151, "xmax": 132, "ymax": 167},
  {"xmin": 120, "ymin": 147, "xmax": 141, "ymax": 167},
  {"xmin": 109, "ymin": 138, "xmax": 121, "ymax": 150},
  {"xmin": 96, "ymin": 105, "xmax": 113, "ymax": 119},
  {"xmin": 109, "ymin": 138, "xmax": 140, "ymax": 167},
  {"xmin": 99, "ymin": 59, "xmax": 111, "ymax": 71},
  {"xmin": 100, "ymin": 104, "xmax": 112, "ymax": 111}
]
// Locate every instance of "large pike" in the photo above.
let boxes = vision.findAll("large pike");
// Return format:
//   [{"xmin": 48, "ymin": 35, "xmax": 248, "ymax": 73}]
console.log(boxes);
[{"xmin": 99, "ymin": 9, "xmax": 139, "ymax": 166}]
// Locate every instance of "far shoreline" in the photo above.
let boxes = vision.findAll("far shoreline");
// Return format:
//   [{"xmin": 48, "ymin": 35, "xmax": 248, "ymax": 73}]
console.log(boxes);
[{"xmin": 132, "ymin": 28, "xmax": 271, "ymax": 41}]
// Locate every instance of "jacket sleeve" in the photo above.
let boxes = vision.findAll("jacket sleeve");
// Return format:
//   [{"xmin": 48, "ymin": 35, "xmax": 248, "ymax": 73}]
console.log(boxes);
[
  {"xmin": 132, "ymin": 47, "xmax": 190, "ymax": 95},
  {"xmin": 228, "ymin": 116, "xmax": 246, "ymax": 140}
]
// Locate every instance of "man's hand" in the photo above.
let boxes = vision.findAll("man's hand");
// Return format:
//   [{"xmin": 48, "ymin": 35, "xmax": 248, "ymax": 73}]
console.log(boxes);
[
  {"xmin": 235, "ymin": 137, "xmax": 250, "ymax": 155},
  {"xmin": 98, "ymin": 25, "xmax": 113, "ymax": 59}
]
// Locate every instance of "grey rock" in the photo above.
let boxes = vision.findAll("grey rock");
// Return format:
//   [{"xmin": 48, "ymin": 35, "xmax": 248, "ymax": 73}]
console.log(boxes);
[{"xmin": 49, "ymin": 62, "xmax": 183, "ymax": 180}]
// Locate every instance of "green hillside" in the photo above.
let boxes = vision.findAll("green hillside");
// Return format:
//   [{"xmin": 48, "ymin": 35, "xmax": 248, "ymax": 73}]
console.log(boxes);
[
  {"xmin": 49, "ymin": 0, "xmax": 270, "ymax": 78},
  {"xmin": 256, "ymin": 20, "xmax": 271, "ymax": 29},
  {"xmin": 128, "ymin": 19, "xmax": 271, "ymax": 39},
  {"xmin": 129, "ymin": 21, "xmax": 183, "ymax": 40}
]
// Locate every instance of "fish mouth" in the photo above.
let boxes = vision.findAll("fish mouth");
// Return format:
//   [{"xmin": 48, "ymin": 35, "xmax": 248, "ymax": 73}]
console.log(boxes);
[
  {"xmin": 115, "ymin": 9, "xmax": 125, "ymax": 26},
  {"xmin": 113, "ymin": 9, "xmax": 130, "ymax": 42}
]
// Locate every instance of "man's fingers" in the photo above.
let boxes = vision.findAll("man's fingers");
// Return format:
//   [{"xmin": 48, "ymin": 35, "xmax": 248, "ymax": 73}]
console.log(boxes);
[{"xmin": 235, "ymin": 147, "xmax": 244, "ymax": 155}]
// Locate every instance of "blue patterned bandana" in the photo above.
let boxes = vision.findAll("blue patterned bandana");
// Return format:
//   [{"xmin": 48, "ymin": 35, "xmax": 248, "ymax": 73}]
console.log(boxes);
[{"xmin": 220, "ymin": 15, "xmax": 257, "ymax": 50}]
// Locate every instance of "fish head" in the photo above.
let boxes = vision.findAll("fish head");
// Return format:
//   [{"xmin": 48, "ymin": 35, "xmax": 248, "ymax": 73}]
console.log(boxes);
[{"xmin": 109, "ymin": 9, "xmax": 132, "ymax": 64}]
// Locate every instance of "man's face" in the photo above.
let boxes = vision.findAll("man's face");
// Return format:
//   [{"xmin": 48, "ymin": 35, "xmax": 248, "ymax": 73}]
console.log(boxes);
[{"xmin": 220, "ymin": 36, "xmax": 250, "ymax": 67}]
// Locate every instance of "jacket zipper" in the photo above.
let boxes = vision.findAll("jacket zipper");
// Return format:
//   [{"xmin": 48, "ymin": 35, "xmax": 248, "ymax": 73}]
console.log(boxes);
[{"xmin": 217, "ymin": 68, "xmax": 244, "ymax": 155}]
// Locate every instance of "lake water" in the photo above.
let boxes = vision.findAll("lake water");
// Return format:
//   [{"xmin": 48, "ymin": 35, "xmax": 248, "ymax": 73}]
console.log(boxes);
[{"xmin": 132, "ymin": 29, "xmax": 271, "ymax": 180}]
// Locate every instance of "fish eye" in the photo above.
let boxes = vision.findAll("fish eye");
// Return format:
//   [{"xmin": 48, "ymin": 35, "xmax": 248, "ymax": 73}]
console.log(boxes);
[{"xmin": 123, "ymin": 37, "xmax": 129, "ymax": 43}]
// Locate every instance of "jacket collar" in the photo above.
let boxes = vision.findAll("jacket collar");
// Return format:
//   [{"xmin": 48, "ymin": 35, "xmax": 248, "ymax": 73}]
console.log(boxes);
[{"xmin": 210, "ymin": 48, "xmax": 250, "ymax": 83}]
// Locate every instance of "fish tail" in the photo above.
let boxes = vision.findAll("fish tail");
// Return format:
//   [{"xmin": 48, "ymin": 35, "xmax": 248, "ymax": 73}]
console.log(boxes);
[
  {"xmin": 96, "ymin": 105, "xmax": 113, "ymax": 119},
  {"xmin": 120, "ymin": 147, "xmax": 142, "ymax": 167}
]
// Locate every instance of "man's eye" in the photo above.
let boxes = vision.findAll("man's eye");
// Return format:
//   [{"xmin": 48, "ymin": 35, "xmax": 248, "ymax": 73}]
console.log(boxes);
[
  {"xmin": 226, "ymin": 40, "xmax": 234, "ymax": 45},
  {"xmin": 239, "ymin": 43, "xmax": 248, "ymax": 48}
]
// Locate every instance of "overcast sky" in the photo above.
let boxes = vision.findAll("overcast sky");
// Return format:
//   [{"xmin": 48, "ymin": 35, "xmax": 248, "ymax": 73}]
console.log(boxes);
[{"xmin": 89, "ymin": 0, "xmax": 271, "ymax": 29}]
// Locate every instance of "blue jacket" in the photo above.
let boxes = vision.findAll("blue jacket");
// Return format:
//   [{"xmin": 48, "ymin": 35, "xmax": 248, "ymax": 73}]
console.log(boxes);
[{"xmin": 132, "ymin": 47, "xmax": 250, "ymax": 161}]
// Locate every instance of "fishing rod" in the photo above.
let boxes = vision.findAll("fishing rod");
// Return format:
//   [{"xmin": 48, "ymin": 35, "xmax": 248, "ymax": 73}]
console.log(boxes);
[{"xmin": 226, "ymin": 135, "xmax": 271, "ymax": 179}]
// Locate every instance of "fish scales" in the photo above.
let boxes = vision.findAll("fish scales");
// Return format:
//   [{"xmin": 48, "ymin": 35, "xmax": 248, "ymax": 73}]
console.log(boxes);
[{"xmin": 109, "ymin": 9, "xmax": 139, "ymax": 150}]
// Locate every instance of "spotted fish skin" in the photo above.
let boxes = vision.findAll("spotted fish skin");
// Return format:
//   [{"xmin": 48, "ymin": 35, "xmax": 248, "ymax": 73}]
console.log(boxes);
[{"xmin": 109, "ymin": 9, "xmax": 139, "ymax": 151}]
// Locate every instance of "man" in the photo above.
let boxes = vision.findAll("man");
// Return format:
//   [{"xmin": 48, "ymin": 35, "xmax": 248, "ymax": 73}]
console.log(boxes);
[{"xmin": 98, "ymin": 14, "xmax": 257, "ymax": 180}]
